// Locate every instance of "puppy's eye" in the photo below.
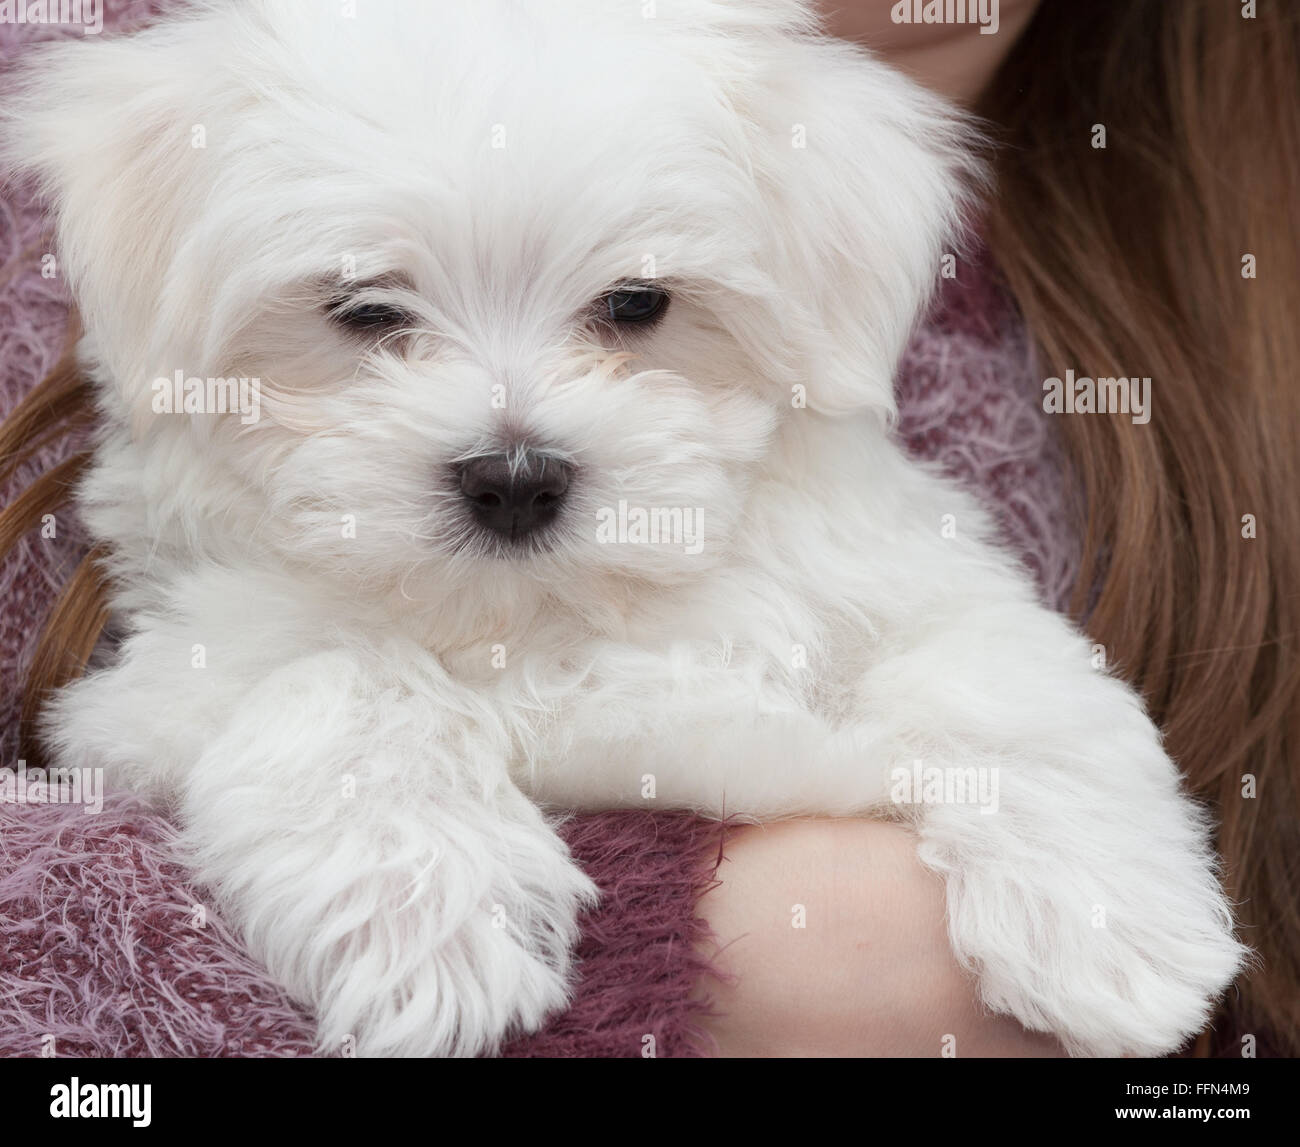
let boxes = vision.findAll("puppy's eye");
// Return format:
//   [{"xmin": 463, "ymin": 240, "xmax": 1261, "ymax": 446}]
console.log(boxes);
[
  {"xmin": 601, "ymin": 284, "xmax": 670, "ymax": 325},
  {"xmin": 330, "ymin": 301, "xmax": 413, "ymax": 332}
]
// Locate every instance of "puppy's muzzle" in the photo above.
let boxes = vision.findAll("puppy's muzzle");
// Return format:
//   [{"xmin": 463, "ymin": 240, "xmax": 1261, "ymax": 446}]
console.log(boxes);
[{"xmin": 457, "ymin": 450, "xmax": 571, "ymax": 541}]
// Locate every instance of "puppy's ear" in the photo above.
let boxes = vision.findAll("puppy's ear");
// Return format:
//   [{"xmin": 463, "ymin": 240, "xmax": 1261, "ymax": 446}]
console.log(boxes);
[
  {"xmin": 0, "ymin": 29, "xmax": 208, "ymax": 390},
  {"xmin": 759, "ymin": 37, "xmax": 984, "ymax": 419}
]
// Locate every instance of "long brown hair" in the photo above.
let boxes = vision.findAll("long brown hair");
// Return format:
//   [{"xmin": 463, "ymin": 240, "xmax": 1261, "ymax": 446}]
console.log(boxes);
[
  {"xmin": 0, "ymin": 309, "xmax": 106, "ymax": 756},
  {"xmin": 2, "ymin": 0, "xmax": 1297, "ymax": 1055},
  {"xmin": 981, "ymin": 0, "xmax": 1300, "ymax": 1055}
]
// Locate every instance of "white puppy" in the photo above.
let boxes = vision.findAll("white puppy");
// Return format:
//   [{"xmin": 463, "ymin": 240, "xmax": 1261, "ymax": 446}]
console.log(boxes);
[{"xmin": 3, "ymin": 0, "xmax": 1244, "ymax": 1057}]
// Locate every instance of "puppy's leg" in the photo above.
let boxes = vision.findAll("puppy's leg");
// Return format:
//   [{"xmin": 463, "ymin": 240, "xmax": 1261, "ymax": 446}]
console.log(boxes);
[
  {"xmin": 532, "ymin": 695, "xmax": 880, "ymax": 816},
  {"xmin": 46, "ymin": 572, "xmax": 595, "ymax": 1059},
  {"xmin": 172, "ymin": 647, "xmax": 596, "ymax": 1057},
  {"xmin": 854, "ymin": 584, "xmax": 1247, "ymax": 1057}
]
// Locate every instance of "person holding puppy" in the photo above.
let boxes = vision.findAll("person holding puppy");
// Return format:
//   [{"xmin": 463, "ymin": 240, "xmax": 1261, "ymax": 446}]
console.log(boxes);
[{"xmin": 0, "ymin": 1, "xmax": 1292, "ymax": 1061}]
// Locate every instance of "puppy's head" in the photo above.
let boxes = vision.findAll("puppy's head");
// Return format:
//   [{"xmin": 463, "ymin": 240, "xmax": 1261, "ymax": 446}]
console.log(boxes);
[{"xmin": 3, "ymin": 0, "xmax": 978, "ymax": 612}]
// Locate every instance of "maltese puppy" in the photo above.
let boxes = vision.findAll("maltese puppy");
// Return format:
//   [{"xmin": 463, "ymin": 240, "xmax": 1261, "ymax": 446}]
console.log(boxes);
[{"xmin": 4, "ymin": 0, "xmax": 1244, "ymax": 1057}]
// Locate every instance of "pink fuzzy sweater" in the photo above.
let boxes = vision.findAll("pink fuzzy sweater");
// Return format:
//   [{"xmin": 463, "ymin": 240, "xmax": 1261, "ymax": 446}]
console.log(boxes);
[{"xmin": 0, "ymin": 1, "xmax": 1076, "ymax": 1058}]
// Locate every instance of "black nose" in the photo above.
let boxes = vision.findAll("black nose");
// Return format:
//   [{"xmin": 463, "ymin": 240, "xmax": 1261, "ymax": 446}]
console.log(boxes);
[{"xmin": 457, "ymin": 450, "xmax": 571, "ymax": 540}]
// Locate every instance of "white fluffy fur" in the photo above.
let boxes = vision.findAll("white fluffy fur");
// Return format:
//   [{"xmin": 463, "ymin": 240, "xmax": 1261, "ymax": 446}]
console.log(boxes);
[{"xmin": 3, "ymin": 0, "xmax": 1244, "ymax": 1057}]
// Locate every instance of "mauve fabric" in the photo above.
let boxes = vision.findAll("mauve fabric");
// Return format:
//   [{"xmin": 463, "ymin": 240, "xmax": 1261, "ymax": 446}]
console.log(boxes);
[{"xmin": 0, "ymin": 2, "xmax": 1076, "ymax": 1058}]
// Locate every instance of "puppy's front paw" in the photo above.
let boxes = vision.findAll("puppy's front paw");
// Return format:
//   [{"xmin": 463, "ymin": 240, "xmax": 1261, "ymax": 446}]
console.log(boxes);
[
  {"xmin": 303, "ymin": 834, "xmax": 598, "ymax": 1058},
  {"xmin": 923, "ymin": 808, "xmax": 1248, "ymax": 1057},
  {"xmin": 191, "ymin": 763, "xmax": 599, "ymax": 1056},
  {"xmin": 178, "ymin": 649, "xmax": 602, "ymax": 1057}
]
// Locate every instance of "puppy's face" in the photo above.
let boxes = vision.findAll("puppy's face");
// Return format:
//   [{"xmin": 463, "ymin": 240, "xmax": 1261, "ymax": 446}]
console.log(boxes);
[
  {"xmin": 231, "ymin": 14, "xmax": 786, "ymax": 594},
  {"xmin": 5, "ymin": 0, "xmax": 975, "ymax": 609}
]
